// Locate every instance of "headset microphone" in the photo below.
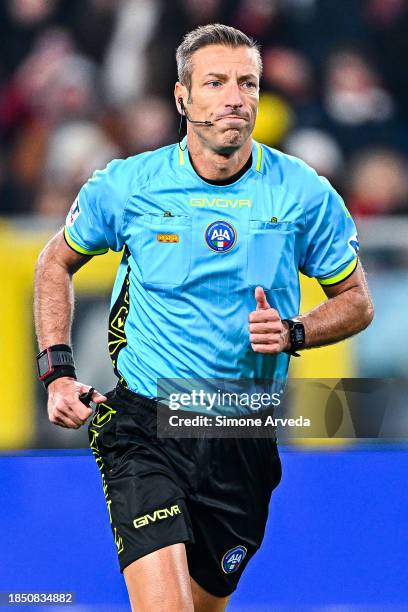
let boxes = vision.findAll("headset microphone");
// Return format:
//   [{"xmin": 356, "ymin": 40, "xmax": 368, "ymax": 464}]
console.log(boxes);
[{"xmin": 179, "ymin": 98, "xmax": 213, "ymax": 126}]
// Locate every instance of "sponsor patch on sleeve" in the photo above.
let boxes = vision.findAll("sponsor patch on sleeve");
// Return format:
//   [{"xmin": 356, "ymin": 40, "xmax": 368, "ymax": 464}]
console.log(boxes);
[
  {"xmin": 66, "ymin": 197, "xmax": 81, "ymax": 227},
  {"xmin": 348, "ymin": 232, "xmax": 360, "ymax": 256}
]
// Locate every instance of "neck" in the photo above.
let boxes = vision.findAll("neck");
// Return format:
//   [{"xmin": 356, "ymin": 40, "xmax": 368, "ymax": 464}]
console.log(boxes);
[{"xmin": 186, "ymin": 131, "xmax": 253, "ymax": 181}]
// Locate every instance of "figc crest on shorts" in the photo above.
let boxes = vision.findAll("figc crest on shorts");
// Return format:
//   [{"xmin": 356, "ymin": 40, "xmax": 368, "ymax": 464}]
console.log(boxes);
[
  {"xmin": 66, "ymin": 197, "xmax": 81, "ymax": 227},
  {"xmin": 205, "ymin": 220, "xmax": 237, "ymax": 253},
  {"xmin": 221, "ymin": 545, "xmax": 247, "ymax": 573}
]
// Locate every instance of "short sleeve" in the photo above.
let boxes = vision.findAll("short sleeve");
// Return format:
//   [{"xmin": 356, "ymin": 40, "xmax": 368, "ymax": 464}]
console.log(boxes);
[
  {"xmin": 299, "ymin": 173, "xmax": 359, "ymax": 286},
  {"xmin": 64, "ymin": 159, "xmax": 127, "ymax": 255}
]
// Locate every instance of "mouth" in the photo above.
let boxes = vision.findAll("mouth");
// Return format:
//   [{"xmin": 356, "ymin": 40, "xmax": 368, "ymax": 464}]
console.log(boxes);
[{"xmin": 218, "ymin": 115, "xmax": 247, "ymax": 122}]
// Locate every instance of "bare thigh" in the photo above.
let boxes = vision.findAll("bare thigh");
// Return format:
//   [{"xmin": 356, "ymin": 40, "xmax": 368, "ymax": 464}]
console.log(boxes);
[
  {"xmin": 124, "ymin": 543, "xmax": 230, "ymax": 612},
  {"xmin": 124, "ymin": 543, "xmax": 193, "ymax": 611}
]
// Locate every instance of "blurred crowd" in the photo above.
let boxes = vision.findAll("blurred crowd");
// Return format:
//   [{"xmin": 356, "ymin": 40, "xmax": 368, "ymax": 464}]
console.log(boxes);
[{"xmin": 1, "ymin": 0, "xmax": 408, "ymax": 218}]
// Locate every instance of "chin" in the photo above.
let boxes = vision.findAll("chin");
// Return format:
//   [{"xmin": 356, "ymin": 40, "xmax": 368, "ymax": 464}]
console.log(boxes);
[{"xmin": 217, "ymin": 129, "xmax": 247, "ymax": 151}]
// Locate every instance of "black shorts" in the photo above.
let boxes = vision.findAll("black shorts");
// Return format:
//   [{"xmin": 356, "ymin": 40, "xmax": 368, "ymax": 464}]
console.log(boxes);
[{"xmin": 88, "ymin": 384, "xmax": 282, "ymax": 598}]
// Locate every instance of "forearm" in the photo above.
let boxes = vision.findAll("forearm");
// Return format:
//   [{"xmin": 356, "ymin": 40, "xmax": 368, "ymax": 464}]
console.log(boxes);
[
  {"xmin": 34, "ymin": 248, "xmax": 74, "ymax": 350},
  {"xmin": 297, "ymin": 287, "xmax": 374, "ymax": 350},
  {"xmin": 34, "ymin": 233, "xmax": 104, "ymax": 430}
]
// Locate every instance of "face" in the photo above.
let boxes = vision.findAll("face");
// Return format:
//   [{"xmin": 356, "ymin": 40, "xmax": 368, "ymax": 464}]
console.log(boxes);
[{"xmin": 176, "ymin": 44, "xmax": 260, "ymax": 154}]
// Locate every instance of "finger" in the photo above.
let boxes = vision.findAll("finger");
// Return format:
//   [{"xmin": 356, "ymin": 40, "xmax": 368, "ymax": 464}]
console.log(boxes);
[
  {"xmin": 249, "ymin": 321, "xmax": 283, "ymax": 333},
  {"xmin": 250, "ymin": 333, "xmax": 280, "ymax": 344},
  {"xmin": 79, "ymin": 387, "xmax": 107, "ymax": 405},
  {"xmin": 79, "ymin": 387, "xmax": 95, "ymax": 406},
  {"xmin": 91, "ymin": 390, "xmax": 107, "ymax": 404},
  {"xmin": 70, "ymin": 400, "xmax": 93, "ymax": 422},
  {"xmin": 53, "ymin": 415, "xmax": 81, "ymax": 429},
  {"xmin": 76, "ymin": 386, "xmax": 104, "ymax": 418},
  {"xmin": 255, "ymin": 286, "xmax": 270, "ymax": 310},
  {"xmin": 56, "ymin": 399, "xmax": 91, "ymax": 424},
  {"xmin": 251, "ymin": 343, "xmax": 281, "ymax": 354},
  {"xmin": 55, "ymin": 404, "xmax": 84, "ymax": 426},
  {"xmin": 249, "ymin": 309, "xmax": 280, "ymax": 324}
]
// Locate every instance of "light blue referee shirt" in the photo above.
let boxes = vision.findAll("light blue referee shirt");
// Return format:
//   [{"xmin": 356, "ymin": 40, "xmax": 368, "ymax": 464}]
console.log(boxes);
[{"xmin": 64, "ymin": 138, "xmax": 358, "ymax": 413}]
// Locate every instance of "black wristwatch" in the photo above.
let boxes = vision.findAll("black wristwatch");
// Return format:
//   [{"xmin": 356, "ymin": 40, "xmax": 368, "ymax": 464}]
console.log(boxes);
[
  {"xmin": 36, "ymin": 344, "xmax": 77, "ymax": 389},
  {"xmin": 282, "ymin": 319, "xmax": 305, "ymax": 357}
]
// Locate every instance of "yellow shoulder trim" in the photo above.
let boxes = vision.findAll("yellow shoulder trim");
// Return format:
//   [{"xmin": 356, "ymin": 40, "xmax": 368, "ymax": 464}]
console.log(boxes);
[
  {"xmin": 318, "ymin": 257, "xmax": 358, "ymax": 286},
  {"xmin": 255, "ymin": 142, "xmax": 263, "ymax": 172},
  {"xmin": 64, "ymin": 227, "xmax": 109, "ymax": 256},
  {"xmin": 178, "ymin": 145, "xmax": 185, "ymax": 166}
]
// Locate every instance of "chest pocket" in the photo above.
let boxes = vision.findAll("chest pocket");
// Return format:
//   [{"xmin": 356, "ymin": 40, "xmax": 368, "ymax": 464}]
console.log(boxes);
[
  {"xmin": 247, "ymin": 220, "xmax": 295, "ymax": 290},
  {"xmin": 139, "ymin": 213, "xmax": 192, "ymax": 288}
]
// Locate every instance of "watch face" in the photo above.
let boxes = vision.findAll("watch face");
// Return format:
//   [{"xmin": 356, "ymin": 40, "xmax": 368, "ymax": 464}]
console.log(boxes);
[
  {"xmin": 37, "ymin": 351, "xmax": 52, "ymax": 378},
  {"xmin": 293, "ymin": 323, "xmax": 305, "ymax": 345}
]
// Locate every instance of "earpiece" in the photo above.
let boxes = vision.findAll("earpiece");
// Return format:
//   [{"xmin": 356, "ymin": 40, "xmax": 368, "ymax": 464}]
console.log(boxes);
[{"xmin": 178, "ymin": 97, "xmax": 185, "ymax": 114}]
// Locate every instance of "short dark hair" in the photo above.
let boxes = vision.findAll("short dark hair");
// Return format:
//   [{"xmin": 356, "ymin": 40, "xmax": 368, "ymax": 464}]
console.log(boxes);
[{"xmin": 176, "ymin": 23, "xmax": 262, "ymax": 92}]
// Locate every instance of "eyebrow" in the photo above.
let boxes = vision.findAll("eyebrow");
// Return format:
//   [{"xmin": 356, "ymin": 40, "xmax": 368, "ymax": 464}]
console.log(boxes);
[{"xmin": 203, "ymin": 72, "xmax": 259, "ymax": 81}]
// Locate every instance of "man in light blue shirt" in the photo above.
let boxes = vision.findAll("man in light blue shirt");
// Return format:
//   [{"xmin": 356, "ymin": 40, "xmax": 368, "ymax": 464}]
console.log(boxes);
[
  {"xmin": 64, "ymin": 134, "xmax": 359, "ymax": 408},
  {"xmin": 35, "ymin": 23, "xmax": 373, "ymax": 612}
]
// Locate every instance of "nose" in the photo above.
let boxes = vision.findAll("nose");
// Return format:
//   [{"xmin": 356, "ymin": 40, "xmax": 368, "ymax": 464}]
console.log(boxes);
[{"xmin": 223, "ymin": 82, "xmax": 244, "ymax": 109}]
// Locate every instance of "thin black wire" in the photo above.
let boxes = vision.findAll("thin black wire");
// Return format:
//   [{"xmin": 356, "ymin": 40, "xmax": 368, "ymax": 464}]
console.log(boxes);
[{"xmin": 178, "ymin": 112, "xmax": 187, "ymax": 151}]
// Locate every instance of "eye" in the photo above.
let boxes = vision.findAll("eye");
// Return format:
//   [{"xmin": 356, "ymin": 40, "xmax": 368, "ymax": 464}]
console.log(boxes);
[
  {"xmin": 207, "ymin": 80, "xmax": 222, "ymax": 88},
  {"xmin": 242, "ymin": 81, "xmax": 257, "ymax": 89}
]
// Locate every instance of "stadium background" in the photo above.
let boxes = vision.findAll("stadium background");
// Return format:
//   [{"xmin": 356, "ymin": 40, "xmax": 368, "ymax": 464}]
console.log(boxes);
[{"xmin": 1, "ymin": 0, "xmax": 407, "ymax": 610}]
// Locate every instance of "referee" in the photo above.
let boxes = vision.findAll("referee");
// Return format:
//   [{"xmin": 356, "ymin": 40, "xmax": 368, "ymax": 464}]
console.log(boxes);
[{"xmin": 34, "ymin": 24, "xmax": 373, "ymax": 612}]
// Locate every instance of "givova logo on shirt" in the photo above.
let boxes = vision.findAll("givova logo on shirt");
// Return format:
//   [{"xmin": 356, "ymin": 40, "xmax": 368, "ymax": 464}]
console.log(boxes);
[
  {"xmin": 66, "ymin": 197, "xmax": 81, "ymax": 227},
  {"xmin": 205, "ymin": 220, "xmax": 237, "ymax": 253}
]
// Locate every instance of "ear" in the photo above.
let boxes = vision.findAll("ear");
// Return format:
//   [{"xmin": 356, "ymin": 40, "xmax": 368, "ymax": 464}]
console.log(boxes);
[{"xmin": 174, "ymin": 82, "xmax": 187, "ymax": 114}]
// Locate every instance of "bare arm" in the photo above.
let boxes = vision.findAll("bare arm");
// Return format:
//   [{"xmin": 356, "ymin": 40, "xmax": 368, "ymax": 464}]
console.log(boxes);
[
  {"xmin": 34, "ymin": 228, "xmax": 90, "ymax": 348},
  {"xmin": 249, "ymin": 260, "xmax": 374, "ymax": 353},
  {"xmin": 294, "ymin": 260, "xmax": 374, "ymax": 349},
  {"xmin": 34, "ymin": 229, "xmax": 107, "ymax": 428}
]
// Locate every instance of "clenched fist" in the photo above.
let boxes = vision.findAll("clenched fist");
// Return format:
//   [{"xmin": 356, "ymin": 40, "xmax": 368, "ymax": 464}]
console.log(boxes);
[
  {"xmin": 249, "ymin": 287, "xmax": 290, "ymax": 354},
  {"xmin": 47, "ymin": 377, "xmax": 107, "ymax": 429}
]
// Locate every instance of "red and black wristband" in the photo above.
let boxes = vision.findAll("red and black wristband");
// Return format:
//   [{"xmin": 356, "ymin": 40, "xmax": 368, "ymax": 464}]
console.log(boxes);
[{"xmin": 36, "ymin": 344, "xmax": 77, "ymax": 389}]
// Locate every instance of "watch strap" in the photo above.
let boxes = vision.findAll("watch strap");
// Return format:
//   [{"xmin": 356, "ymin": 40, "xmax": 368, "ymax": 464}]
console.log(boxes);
[
  {"xmin": 47, "ymin": 349, "xmax": 75, "ymax": 368},
  {"xmin": 42, "ymin": 366, "xmax": 77, "ymax": 389}
]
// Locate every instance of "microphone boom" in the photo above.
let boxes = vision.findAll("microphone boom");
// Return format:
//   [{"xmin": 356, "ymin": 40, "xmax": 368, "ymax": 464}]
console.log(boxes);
[{"xmin": 179, "ymin": 98, "xmax": 213, "ymax": 126}]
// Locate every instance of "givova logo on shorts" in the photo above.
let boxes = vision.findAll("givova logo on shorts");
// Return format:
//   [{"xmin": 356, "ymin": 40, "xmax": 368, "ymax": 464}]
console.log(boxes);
[
  {"xmin": 221, "ymin": 545, "xmax": 247, "ymax": 573},
  {"xmin": 133, "ymin": 504, "xmax": 181, "ymax": 528}
]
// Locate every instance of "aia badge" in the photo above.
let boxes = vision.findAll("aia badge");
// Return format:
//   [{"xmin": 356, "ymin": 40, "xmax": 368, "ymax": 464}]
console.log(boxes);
[
  {"xmin": 348, "ymin": 232, "xmax": 360, "ymax": 256},
  {"xmin": 221, "ymin": 545, "xmax": 247, "ymax": 574},
  {"xmin": 66, "ymin": 197, "xmax": 81, "ymax": 227},
  {"xmin": 205, "ymin": 220, "xmax": 237, "ymax": 253}
]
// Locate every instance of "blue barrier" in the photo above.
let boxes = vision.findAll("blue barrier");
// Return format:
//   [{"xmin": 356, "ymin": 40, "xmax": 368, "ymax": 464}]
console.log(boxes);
[{"xmin": 0, "ymin": 447, "xmax": 407, "ymax": 611}]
